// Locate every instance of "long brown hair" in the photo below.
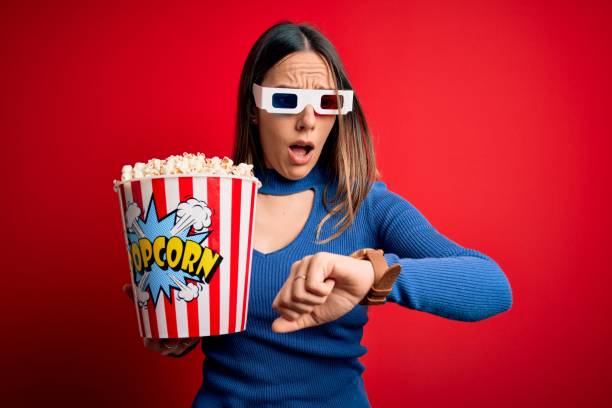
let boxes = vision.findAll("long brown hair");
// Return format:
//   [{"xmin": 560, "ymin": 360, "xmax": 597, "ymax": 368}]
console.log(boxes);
[{"xmin": 232, "ymin": 21, "xmax": 380, "ymax": 244}]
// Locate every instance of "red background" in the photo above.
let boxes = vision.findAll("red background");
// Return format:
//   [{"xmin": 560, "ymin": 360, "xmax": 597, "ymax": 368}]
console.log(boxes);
[{"xmin": 2, "ymin": 1, "xmax": 610, "ymax": 407}]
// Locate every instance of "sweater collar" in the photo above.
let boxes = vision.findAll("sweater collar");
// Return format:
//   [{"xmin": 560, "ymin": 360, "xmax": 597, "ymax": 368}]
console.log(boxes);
[{"xmin": 254, "ymin": 162, "xmax": 331, "ymax": 195}]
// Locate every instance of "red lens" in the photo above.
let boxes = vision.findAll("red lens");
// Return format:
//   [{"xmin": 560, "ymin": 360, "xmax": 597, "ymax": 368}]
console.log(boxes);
[{"xmin": 320, "ymin": 94, "xmax": 343, "ymax": 110}]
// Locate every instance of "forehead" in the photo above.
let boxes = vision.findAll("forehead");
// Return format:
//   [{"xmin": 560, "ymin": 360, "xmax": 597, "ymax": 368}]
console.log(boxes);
[{"xmin": 262, "ymin": 51, "xmax": 336, "ymax": 89}]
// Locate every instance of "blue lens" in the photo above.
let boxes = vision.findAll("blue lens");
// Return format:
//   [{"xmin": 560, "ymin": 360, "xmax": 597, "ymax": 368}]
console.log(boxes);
[{"xmin": 272, "ymin": 93, "xmax": 298, "ymax": 109}]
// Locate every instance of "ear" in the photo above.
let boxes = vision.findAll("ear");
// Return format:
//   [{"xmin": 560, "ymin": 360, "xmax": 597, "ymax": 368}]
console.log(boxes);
[{"xmin": 249, "ymin": 106, "xmax": 258, "ymax": 124}]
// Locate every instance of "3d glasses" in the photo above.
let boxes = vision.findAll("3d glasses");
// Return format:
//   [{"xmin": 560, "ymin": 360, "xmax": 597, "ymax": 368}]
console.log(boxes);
[{"xmin": 252, "ymin": 83, "xmax": 354, "ymax": 115}]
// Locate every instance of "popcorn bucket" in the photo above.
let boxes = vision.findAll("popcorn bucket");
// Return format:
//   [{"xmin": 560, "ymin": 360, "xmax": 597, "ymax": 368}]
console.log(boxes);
[{"xmin": 114, "ymin": 174, "xmax": 261, "ymax": 338}]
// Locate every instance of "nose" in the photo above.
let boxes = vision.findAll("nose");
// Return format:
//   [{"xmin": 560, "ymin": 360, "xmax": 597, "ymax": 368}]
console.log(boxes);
[{"xmin": 295, "ymin": 104, "xmax": 318, "ymax": 131}]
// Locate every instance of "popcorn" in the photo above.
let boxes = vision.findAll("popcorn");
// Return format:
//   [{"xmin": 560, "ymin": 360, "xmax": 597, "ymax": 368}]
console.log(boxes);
[{"xmin": 117, "ymin": 152, "xmax": 255, "ymax": 182}]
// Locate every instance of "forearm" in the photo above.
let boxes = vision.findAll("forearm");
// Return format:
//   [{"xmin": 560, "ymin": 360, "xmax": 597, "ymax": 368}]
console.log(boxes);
[{"xmin": 383, "ymin": 252, "xmax": 513, "ymax": 322}]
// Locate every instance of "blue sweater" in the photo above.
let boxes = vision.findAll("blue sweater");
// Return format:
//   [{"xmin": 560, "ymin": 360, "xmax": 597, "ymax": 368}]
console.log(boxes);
[{"xmin": 192, "ymin": 163, "xmax": 512, "ymax": 407}]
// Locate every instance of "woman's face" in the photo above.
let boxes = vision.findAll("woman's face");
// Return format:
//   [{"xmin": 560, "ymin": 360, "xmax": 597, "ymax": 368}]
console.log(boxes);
[{"xmin": 256, "ymin": 51, "xmax": 337, "ymax": 181}]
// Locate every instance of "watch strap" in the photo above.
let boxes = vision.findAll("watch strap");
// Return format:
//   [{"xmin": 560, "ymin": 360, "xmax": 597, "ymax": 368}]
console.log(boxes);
[{"xmin": 350, "ymin": 248, "xmax": 401, "ymax": 305}]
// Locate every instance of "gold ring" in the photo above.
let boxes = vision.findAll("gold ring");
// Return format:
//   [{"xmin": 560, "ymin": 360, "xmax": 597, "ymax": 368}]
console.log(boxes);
[{"xmin": 294, "ymin": 275, "xmax": 306, "ymax": 281}]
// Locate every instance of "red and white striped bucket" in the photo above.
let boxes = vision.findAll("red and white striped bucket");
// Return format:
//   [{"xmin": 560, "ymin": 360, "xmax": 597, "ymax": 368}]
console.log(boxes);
[{"xmin": 114, "ymin": 174, "xmax": 261, "ymax": 339}]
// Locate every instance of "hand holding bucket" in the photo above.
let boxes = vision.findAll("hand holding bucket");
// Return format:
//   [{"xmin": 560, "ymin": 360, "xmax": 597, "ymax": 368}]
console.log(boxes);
[{"xmin": 121, "ymin": 283, "xmax": 200, "ymax": 357}]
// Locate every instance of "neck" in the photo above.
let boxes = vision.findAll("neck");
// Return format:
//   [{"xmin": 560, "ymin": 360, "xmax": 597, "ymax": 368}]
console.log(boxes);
[{"xmin": 254, "ymin": 163, "xmax": 331, "ymax": 195}]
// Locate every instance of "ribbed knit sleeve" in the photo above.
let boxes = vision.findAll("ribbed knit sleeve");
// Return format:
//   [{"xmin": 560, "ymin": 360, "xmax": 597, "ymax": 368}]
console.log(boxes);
[{"xmin": 367, "ymin": 181, "xmax": 513, "ymax": 322}]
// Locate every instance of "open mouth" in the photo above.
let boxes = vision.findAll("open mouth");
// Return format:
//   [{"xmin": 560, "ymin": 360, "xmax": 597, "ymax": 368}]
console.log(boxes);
[{"xmin": 289, "ymin": 144, "xmax": 314, "ymax": 156}]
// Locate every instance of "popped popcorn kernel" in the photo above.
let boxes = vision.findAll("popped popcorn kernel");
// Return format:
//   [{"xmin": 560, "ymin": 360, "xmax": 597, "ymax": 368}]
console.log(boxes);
[{"xmin": 116, "ymin": 152, "xmax": 256, "ymax": 182}]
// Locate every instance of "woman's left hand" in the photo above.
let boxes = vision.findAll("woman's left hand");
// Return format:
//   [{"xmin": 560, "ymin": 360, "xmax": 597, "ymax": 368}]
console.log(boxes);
[{"xmin": 271, "ymin": 252, "xmax": 375, "ymax": 333}]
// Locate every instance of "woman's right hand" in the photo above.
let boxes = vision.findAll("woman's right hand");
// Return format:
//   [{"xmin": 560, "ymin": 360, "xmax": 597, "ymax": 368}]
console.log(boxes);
[{"xmin": 121, "ymin": 283, "xmax": 201, "ymax": 357}]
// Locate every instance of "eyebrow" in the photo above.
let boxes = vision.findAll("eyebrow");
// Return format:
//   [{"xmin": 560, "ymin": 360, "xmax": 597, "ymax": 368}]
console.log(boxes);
[{"xmin": 273, "ymin": 84, "xmax": 329, "ymax": 90}]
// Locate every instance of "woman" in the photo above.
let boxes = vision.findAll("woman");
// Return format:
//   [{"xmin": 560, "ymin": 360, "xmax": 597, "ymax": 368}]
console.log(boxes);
[{"xmin": 123, "ymin": 21, "xmax": 512, "ymax": 407}]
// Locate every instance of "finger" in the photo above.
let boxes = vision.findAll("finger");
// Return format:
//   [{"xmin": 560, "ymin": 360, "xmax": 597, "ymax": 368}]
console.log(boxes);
[
  {"xmin": 275, "ymin": 307, "xmax": 302, "ymax": 321},
  {"xmin": 166, "ymin": 338, "xmax": 201, "ymax": 358},
  {"xmin": 272, "ymin": 261, "xmax": 311, "ymax": 320},
  {"xmin": 143, "ymin": 337, "xmax": 165, "ymax": 353},
  {"xmin": 167, "ymin": 338, "xmax": 201, "ymax": 356},
  {"xmin": 304, "ymin": 255, "xmax": 335, "ymax": 297},
  {"xmin": 274, "ymin": 296, "xmax": 311, "ymax": 321},
  {"xmin": 159, "ymin": 338, "xmax": 191, "ymax": 357},
  {"xmin": 179, "ymin": 337, "xmax": 200, "ymax": 348},
  {"xmin": 272, "ymin": 259, "xmax": 301, "ymax": 310},
  {"xmin": 122, "ymin": 283, "xmax": 134, "ymax": 301},
  {"xmin": 275, "ymin": 296, "xmax": 311, "ymax": 320},
  {"xmin": 180, "ymin": 338, "xmax": 201, "ymax": 350},
  {"xmin": 160, "ymin": 339, "xmax": 183, "ymax": 356},
  {"xmin": 169, "ymin": 338, "xmax": 200, "ymax": 352},
  {"xmin": 291, "ymin": 257, "xmax": 326, "ymax": 306},
  {"xmin": 278, "ymin": 259, "xmax": 313, "ymax": 315},
  {"xmin": 143, "ymin": 337, "xmax": 183, "ymax": 356}
]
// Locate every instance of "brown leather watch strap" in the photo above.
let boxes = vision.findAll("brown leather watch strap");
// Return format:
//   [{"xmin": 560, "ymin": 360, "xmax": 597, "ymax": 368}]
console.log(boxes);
[{"xmin": 350, "ymin": 248, "xmax": 401, "ymax": 305}]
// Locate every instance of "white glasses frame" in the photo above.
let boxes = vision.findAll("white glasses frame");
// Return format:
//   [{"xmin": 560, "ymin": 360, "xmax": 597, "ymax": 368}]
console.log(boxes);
[{"xmin": 252, "ymin": 83, "xmax": 354, "ymax": 115}]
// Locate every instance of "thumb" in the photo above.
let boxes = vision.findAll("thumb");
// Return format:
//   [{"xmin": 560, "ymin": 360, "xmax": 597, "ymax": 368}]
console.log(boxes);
[
  {"xmin": 321, "ymin": 278, "xmax": 335, "ymax": 295},
  {"xmin": 272, "ymin": 313, "xmax": 322, "ymax": 334},
  {"xmin": 271, "ymin": 316, "xmax": 303, "ymax": 333},
  {"xmin": 122, "ymin": 283, "xmax": 134, "ymax": 301}
]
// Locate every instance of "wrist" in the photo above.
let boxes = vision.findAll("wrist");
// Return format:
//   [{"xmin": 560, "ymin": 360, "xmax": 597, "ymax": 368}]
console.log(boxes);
[
  {"xmin": 361, "ymin": 259, "xmax": 375, "ymax": 288},
  {"xmin": 349, "ymin": 248, "xmax": 401, "ymax": 306}
]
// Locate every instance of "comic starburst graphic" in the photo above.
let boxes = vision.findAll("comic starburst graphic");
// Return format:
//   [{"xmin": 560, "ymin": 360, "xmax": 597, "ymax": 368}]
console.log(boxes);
[{"xmin": 125, "ymin": 196, "xmax": 212, "ymax": 307}]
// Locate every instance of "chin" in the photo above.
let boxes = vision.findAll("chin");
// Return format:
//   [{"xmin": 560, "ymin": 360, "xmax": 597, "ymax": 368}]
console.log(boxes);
[{"xmin": 282, "ymin": 163, "xmax": 314, "ymax": 180}]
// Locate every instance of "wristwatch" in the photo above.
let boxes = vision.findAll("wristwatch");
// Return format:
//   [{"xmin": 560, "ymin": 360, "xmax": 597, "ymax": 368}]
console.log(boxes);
[{"xmin": 349, "ymin": 248, "xmax": 401, "ymax": 305}]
